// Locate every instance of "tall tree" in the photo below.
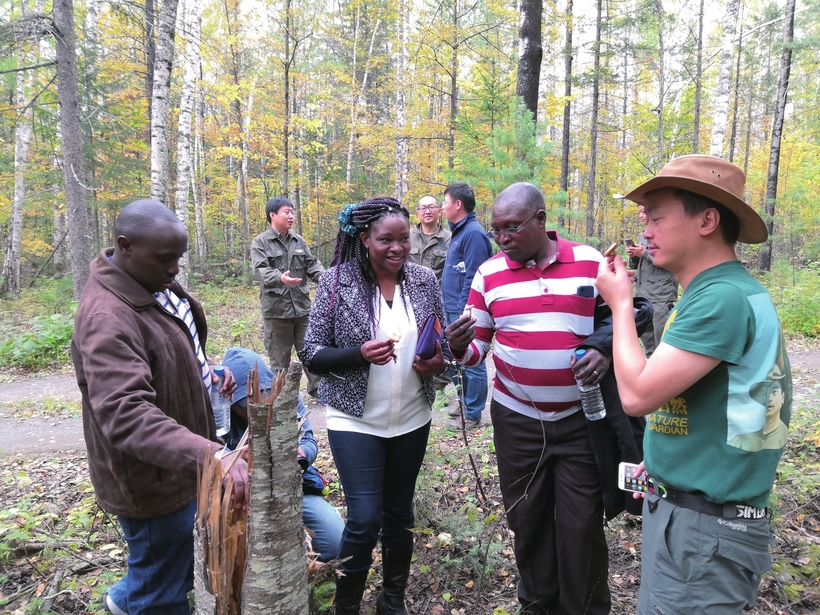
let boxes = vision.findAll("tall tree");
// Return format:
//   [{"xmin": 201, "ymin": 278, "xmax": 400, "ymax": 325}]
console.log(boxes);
[
  {"xmin": 516, "ymin": 0, "xmax": 542, "ymax": 122},
  {"xmin": 53, "ymin": 0, "xmax": 93, "ymax": 298},
  {"xmin": 585, "ymin": 0, "xmax": 603, "ymax": 238},
  {"xmin": 1, "ymin": 16, "xmax": 34, "ymax": 297},
  {"xmin": 709, "ymin": 0, "xmax": 740, "ymax": 157},
  {"xmin": 174, "ymin": 0, "xmax": 202, "ymax": 288},
  {"xmin": 758, "ymin": 0, "xmax": 796, "ymax": 272},
  {"xmin": 149, "ymin": 0, "xmax": 180, "ymax": 203},
  {"xmin": 558, "ymin": 0, "xmax": 573, "ymax": 231},
  {"xmin": 692, "ymin": 0, "xmax": 704, "ymax": 153},
  {"xmin": 394, "ymin": 0, "xmax": 409, "ymax": 202}
]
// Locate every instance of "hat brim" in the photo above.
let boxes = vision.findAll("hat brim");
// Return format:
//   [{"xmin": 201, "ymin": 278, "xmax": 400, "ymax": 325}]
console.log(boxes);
[{"xmin": 623, "ymin": 175, "xmax": 768, "ymax": 244}]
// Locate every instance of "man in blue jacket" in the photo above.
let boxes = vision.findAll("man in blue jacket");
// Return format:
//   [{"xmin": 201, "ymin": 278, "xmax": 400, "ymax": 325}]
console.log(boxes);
[{"xmin": 441, "ymin": 183, "xmax": 494, "ymax": 428}]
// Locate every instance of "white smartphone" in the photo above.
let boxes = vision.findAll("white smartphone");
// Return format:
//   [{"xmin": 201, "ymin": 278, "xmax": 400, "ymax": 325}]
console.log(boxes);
[{"xmin": 618, "ymin": 462, "xmax": 654, "ymax": 494}]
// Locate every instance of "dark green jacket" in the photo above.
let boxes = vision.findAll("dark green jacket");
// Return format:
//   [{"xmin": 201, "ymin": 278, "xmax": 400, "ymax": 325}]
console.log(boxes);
[{"xmin": 251, "ymin": 227, "xmax": 323, "ymax": 319}]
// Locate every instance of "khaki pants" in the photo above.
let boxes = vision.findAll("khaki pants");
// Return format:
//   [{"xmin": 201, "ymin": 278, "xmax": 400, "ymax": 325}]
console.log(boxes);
[{"xmin": 263, "ymin": 316, "xmax": 320, "ymax": 397}]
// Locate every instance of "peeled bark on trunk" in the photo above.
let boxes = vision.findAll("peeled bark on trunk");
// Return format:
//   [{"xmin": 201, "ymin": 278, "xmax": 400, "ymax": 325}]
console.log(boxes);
[
  {"xmin": 516, "ymin": 0, "xmax": 543, "ymax": 123},
  {"xmin": 150, "ymin": 0, "xmax": 180, "ymax": 203},
  {"xmin": 53, "ymin": 0, "xmax": 92, "ymax": 299},
  {"xmin": 242, "ymin": 363, "xmax": 309, "ymax": 613},
  {"xmin": 174, "ymin": 0, "xmax": 201, "ymax": 289},
  {"xmin": 709, "ymin": 0, "xmax": 740, "ymax": 157},
  {"xmin": 758, "ymin": 0, "xmax": 796, "ymax": 272}
]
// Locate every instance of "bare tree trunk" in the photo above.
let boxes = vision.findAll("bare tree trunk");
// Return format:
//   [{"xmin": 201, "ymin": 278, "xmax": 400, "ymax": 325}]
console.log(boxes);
[
  {"xmin": 1, "ymin": 67, "xmax": 33, "ymax": 297},
  {"xmin": 145, "ymin": 0, "xmax": 156, "ymax": 128},
  {"xmin": 447, "ymin": 0, "xmax": 459, "ymax": 171},
  {"xmin": 709, "ymin": 0, "xmax": 740, "ymax": 157},
  {"xmin": 194, "ymin": 82, "xmax": 207, "ymax": 263},
  {"xmin": 758, "ymin": 0, "xmax": 795, "ymax": 272},
  {"xmin": 559, "ymin": 0, "xmax": 573, "ymax": 231},
  {"xmin": 54, "ymin": 0, "xmax": 92, "ymax": 299},
  {"xmin": 242, "ymin": 363, "xmax": 310, "ymax": 613},
  {"xmin": 655, "ymin": 0, "xmax": 665, "ymax": 166},
  {"xmin": 150, "ymin": 0, "xmax": 180, "ymax": 203},
  {"xmin": 394, "ymin": 0, "xmax": 409, "ymax": 202},
  {"xmin": 728, "ymin": 23, "xmax": 744, "ymax": 162},
  {"xmin": 345, "ymin": 14, "xmax": 380, "ymax": 190},
  {"xmin": 585, "ymin": 0, "xmax": 602, "ymax": 238},
  {"xmin": 692, "ymin": 0, "xmax": 704, "ymax": 153},
  {"xmin": 174, "ymin": 0, "xmax": 201, "ymax": 289},
  {"xmin": 53, "ymin": 158, "xmax": 68, "ymax": 279},
  {"xmin": 516, "ymin": 0, "xmax": 542, "ymax": 122}
]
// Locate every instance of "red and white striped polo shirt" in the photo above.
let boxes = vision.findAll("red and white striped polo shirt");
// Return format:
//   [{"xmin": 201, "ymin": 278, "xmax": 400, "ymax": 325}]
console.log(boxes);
[{"xmin": 458, "ymin": 231, "xmax": 605, "ymax": 421}]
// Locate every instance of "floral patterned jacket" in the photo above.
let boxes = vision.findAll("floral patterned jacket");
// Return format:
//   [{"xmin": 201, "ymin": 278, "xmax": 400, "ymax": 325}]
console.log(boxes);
[{"xmin": 299, "ymin": 261, "xmax": 446, "ymax": 417}]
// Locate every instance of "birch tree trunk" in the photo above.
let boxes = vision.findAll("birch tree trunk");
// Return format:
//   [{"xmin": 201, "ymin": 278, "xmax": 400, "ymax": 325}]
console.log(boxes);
[
  {"xmin": 585, "ymin": 0, "xmax": 602, "ymax": 238},
  {"xmin": 516, "ymin": 0, "xmax": 542, "ymax": 123},
  {"xmin": 174, "ymin": 0, "xmax": 201, "ymax": 289},
  {"xmin": 194, "ymin": 91, "xmax": 207, "ymax": 262},
  {"xmin": 242, "ymin": 363, "xmax": 309, "ymax": 613},
  {"xmin": 145, "ymin": 0, "xmax": 156, "ymax": 128},
  {"xmin": 394, "ymin": 0, "xmax": 409, "ymax": 202},
  {"xmin": 558, "ymin": 0, "xmax": 573, "ymax": 232},
  {"xmin": 758, "ymin": 0, "xmax": 796, "ymax": 272},
  {"xmin": 1, "ymin": 66, "xmax": 33, "ymax": 297},
  {"xmin": 709, "ymin": 0, "xmax": 740, "ymax": 157},
  {"xmin": 150, "ymin": 0, "xmax": 180, "ymax": 203},
  {"xmin": 54, "ymin": 0, "xmax": 92, "ymax": 299}
]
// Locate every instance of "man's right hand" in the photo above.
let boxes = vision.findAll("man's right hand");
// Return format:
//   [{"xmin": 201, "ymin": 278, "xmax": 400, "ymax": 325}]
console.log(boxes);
[
  {"xmin": 280, "ymin": 270, "xmax": 303, "ymax": 285},
  {"xmin": 445, "ymin": 314, "xmax": 476, "ymax": 357},
  {"xmin": 224, "ymin": 455, "xmax": 249, "ymax": 510}
]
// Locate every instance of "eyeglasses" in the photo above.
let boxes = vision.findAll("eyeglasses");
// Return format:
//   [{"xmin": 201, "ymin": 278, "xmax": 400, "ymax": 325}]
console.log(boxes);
[
  {"xmin": 487, "ymin": 210, "xmax": 539, "ymax": 240},
  {"xmin": 417, "ymin": 205, "xmax": 440, "ymax": 212}
]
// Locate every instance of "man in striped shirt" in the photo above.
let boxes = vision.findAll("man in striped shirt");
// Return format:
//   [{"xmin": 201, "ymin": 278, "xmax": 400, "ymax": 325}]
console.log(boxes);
[{"xmin": 446, "ymin": 182, "xmax": 613, "ymax": 615}]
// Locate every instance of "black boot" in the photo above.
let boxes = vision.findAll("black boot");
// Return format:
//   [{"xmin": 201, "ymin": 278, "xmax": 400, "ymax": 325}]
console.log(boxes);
[
  {"xmin": 375, "ymin": 548, "xmax": 412, "ymax": 615},
  {"xmin": 335, "ymin": 569, "xmax": 369, "ymax": 615}
]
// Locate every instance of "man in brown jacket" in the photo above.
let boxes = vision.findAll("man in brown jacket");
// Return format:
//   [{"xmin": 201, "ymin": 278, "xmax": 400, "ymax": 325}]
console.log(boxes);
[{"xmin": 71, "ymin": 199, "xmax": 248, "ymax": 615}]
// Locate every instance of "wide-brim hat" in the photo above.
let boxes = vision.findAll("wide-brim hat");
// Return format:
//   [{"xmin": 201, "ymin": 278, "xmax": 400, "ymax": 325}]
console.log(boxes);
[
  {"xmin": 221, "ymin": 347, "xmax": 275, "ymax": 404},
  {"xmin": 749, "ymin": 364, "xmax": 785, "ymax": 405},
  {"xmin": 623, "ymin": 155, "xmax": 768, "ymax": 244}
]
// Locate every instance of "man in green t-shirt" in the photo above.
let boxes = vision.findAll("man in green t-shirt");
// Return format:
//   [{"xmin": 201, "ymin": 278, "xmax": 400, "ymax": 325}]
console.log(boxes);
[{"xmin": 595, "ymin": 155, "xmax": 791, "ymax": 615}]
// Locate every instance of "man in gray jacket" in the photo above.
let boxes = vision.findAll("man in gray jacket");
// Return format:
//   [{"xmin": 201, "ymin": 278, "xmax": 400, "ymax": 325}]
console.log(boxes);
[
  {"xmin": 408, "ymin": 195, "xmax": 451, "ymax": 281},
  {"xmin": 627, "ymin": 204, "xmax": 678, "ymax": 357},
  {"xmin": 251, "ymin": 197, "xmax": 324, "ymax": 397}
]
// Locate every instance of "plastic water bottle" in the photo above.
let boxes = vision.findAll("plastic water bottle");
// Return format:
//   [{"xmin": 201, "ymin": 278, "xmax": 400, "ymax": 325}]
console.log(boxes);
[
  {"xmin": 574, "ymin": 349, "xmax": 606, "ymax": 421},
  {"xmin": 210, "ymin": 366, "xmax": 231, "ymax": 437}
]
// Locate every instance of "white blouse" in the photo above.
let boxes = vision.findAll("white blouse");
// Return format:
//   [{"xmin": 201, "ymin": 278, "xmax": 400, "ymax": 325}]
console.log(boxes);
[{"xmin": 326, "ymin": 290, "xmax": 431, "ymax": 437}]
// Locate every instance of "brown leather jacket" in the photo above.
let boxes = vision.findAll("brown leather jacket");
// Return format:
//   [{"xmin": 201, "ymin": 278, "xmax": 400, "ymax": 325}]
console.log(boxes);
[{"xmin": 71, "ymin": 249, "xmax": 218, "ymax": 518}]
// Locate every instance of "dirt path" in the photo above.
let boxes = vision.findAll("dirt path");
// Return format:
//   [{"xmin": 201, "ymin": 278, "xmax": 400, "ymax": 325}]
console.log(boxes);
[{"xmin": 0, "ymin": 345, "xmax": 815, "ymax": 456}]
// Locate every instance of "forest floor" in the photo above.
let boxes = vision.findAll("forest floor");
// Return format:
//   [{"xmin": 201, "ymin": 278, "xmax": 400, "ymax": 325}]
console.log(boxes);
[{"xmin": 1, "ymin": 340, "xmax": 819, "ymax": 614}]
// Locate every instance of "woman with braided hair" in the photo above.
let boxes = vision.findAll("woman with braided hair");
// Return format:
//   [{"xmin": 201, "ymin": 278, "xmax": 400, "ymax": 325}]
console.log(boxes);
[{"xmin": 299, "ymin": 197, "xmax": 447, "ymax": 615}]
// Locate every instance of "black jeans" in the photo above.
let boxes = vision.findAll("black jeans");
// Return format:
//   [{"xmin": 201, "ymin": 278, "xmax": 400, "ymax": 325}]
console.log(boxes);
[
  {"xmin": 492, "ymin": 401, "xmax": 611, "ymax": 615},
  {"xmin": 328, "ymin": 422, "xmax": 431, "ymax": 574}
]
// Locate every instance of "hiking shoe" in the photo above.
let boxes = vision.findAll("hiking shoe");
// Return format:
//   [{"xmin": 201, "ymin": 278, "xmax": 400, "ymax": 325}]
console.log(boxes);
[
  {"xmin": 446, "ymin": 397, "xmax": 462, "ymax": 418},
  {"xmin": 447, "ymin": 417, "xmax": 483, "ymax": 431},
  {"xmin": 104, "ymin": 592, "xmax": 128, "ymax": 615}
]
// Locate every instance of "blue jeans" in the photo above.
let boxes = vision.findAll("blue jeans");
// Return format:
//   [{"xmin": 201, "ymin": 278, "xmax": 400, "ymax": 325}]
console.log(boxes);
[
  {"xmin": 328, "ymin": 422, "xmax": 431, "ymax": 573},
  {"xmin": 107, "ymin": 500, "xmax": 196, "ymax": 615},
  {"xmin": 447, "ymin": 312, "xmax": 489, "ymax": 422},
  {"xmin": 303, "ymin": 494, "xmax": 345, "ymax": 562}
]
